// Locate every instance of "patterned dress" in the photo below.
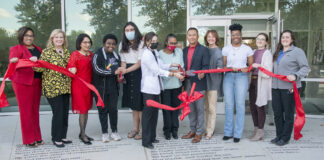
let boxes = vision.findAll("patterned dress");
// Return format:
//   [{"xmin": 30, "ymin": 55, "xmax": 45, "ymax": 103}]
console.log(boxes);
[{"xmin": 36, "ymin": 47, "xmax": 71, "ymax": 98}]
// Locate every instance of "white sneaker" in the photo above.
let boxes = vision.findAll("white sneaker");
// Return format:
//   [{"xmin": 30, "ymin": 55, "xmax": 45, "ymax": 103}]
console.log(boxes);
[
  {"xmin": 111, "ymin": 132, "xmax": 121, "ymax": 141},
  {"xmin": 102, "ymin": 133, "xmax": 110, "ymax": 143}
]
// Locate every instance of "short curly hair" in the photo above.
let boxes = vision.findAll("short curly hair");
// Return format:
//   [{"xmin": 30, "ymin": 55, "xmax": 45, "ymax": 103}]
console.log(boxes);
[{"xmin": 229, "ymin": 23, "xmax": 243, "ymax": 32}]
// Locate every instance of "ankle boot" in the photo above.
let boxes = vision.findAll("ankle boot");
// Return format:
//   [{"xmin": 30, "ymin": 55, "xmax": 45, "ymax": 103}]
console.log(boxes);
[
  {"xmin": 251, "ymin": 129, "xmax": 264, "ymax": 141},
  {"xmin": 248, "ymin": 127, "xmax": 258, "ymax": 139}
]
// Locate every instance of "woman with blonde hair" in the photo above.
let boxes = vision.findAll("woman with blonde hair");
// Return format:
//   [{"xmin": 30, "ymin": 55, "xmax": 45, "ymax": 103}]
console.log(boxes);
[{"xmin": 36, "ymin": 29, "xmax": 72, "ymax": 148}]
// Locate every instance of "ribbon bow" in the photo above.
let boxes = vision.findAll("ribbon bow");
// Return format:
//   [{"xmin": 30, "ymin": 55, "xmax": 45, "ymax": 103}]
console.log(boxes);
[{"xmin": 146, "ymin": 82, "xmax": 204, "ymax": 121}]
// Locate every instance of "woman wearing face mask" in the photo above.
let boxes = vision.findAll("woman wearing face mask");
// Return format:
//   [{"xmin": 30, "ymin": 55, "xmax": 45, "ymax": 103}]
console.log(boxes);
[
  {"xmin": 248, "ymin": 33, "xmax": 272, "ymax": 141},
  {"xmin": 67, "ymin": 34, "xmax": 94, "ymax": 145},
  {"xmin": 271, "ymin": 30, "xmax": 310, "ymax": 146},
  {"xmin": 9, "ymin": 26, "xmax": 43, "ymax": 147},
  {"xmin": 119, "ymin": 22, "xmax": 144, "ymax": 140},
  {"xmin": 92, "ymin": 34, "xmax": 123, "ymax": 143},
  {"xmin": 203, "ymin": 30, "xmax": 223, "ymax": 140},
  {"xmin": 159, "ymin": 33, "xmax": 184, "ymax": 140},
  {"xmin": 35, "ymin": 29, "xmax": 72, "ymax": 148},
  {"xmin": 141, "ymin": 32, "xmax": 184, "ymax": 149},
  {"xmin": 222, "ymin": 24, "xmax": 253, "ymax": 143}
]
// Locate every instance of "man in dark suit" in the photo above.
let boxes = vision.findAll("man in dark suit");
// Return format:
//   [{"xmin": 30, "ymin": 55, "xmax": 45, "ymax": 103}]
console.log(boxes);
[{"xmin": 181, "ymin": 27, "xmax": 210, "ymax": 143}]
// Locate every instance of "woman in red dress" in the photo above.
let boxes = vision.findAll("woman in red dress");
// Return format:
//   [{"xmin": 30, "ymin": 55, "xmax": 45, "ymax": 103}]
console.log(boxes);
[{"xmin": 67, "ymin": 34, "xmax": 94, "ymax": 145}]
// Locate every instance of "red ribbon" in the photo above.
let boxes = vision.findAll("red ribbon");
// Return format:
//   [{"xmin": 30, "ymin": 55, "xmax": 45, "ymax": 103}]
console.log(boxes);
[
  {"xmin": 118, "ymin": 72, "xmax": 123, "ymax": 83},
  {"xmin": 146, "ymin": 82, "xmax": 204, "ymax": 121},
  {"xmin": 194, "ymin": 65, "xmax": 304, "ymax": 140},
  {"xmin": 0, "ymin": 59, "xmax": 104, "ymax": 108}
]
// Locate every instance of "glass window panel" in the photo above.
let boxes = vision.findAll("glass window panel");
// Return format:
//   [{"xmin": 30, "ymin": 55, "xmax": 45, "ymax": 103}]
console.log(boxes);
[
  {"xmin": 279, "ymin": 0, "xmax": 324, "ymax": 79},
  {"xmin": 132, "ymin": 0, "xmax": 187, "ymax": 49},
  {"xmin": 0, "ymin": 0, "xmax": 61, "ymax": 112},
  {"xmin": 190, "ymin": 0, "xmax": 275, "ymax": 16},
  {"xmin": 66, "ymin": 0, "xmax": 127, "ymax": 109}
]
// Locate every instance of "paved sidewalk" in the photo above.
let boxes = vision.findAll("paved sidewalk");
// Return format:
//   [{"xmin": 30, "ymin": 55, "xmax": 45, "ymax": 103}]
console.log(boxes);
[{"xmin": 0, "ymin": 111, "xmax": 323, "ymax": 160}]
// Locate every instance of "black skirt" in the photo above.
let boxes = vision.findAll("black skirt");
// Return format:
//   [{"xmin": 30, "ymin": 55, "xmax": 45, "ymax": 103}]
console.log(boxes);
[{"xmin": 122, "ymin": 64, "xmax": 143, "ymax": 111}]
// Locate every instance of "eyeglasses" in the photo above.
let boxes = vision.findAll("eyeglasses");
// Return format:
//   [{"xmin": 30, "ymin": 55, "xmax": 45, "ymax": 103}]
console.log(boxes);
[
  {"xmin": 256, "ymin": 38, "xmax": 266, "ymax": 41},
  {"xmin": 24, "ymin": 34, "xmax": 34, "ymax": 38},
  {"xmin": 82, "ymin": 42, "xmax": 91, "ymax": 45}
]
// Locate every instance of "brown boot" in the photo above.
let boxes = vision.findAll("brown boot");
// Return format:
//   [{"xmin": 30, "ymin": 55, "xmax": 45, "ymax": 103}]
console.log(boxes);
[
  {"xmin": 248, "ymin": 127, "xmax": 258, "ymax": 139},
  {"xmin": 192, "ymin": 134, "xmax": 202, "ymax": 143},
  {"xmin": 181, "ymin": 132, "xmax": 196, "ymax": 139}
]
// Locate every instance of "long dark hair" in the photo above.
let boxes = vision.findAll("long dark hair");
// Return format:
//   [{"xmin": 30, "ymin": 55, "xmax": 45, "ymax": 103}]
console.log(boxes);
[
  {"xmin": 121, "ymin": 22, "xmax": 142, "ymax": 53},
  {"xmin": 273, "ymin": 30, "xmax": 296, "ymax": 61}
]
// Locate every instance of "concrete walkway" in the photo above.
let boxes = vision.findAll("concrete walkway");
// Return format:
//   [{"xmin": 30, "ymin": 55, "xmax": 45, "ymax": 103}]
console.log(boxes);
[{"xmin": 0, "ymin": 111, "xmax": 323, "ymax": 160}]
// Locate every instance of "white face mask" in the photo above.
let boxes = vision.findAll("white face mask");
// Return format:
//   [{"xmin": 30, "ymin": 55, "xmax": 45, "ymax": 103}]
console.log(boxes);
[{"xmin": 125, "ymin": 31, "xmax": 135, "ymax": 41}]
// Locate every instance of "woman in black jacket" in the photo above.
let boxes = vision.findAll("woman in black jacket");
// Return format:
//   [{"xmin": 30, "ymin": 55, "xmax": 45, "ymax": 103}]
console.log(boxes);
[{"xmin": 92, "ymin": 34, "xmax": 123, "ymax": 142}]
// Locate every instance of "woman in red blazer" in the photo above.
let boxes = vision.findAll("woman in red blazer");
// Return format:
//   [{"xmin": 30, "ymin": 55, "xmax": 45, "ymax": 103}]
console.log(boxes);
[{"xmin": 9, "ymin": 26, "xmax": 43, "ymax": 147}]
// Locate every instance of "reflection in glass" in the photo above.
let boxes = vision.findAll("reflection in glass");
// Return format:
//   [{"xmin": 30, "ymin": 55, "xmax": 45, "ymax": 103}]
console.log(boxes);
[
  {"xmin": 132, "ymin": 0, "xmax": 187, "ymax": 47},
  {"xmin": 190, "ymin": 0, "xmax": 275, "ymax": 16}
]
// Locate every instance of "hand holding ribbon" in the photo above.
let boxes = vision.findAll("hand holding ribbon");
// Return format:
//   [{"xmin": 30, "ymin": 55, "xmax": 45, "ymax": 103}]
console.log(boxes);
[
  {"xmin": 146, "ymin": 82, "xmax": 204, "ymax": 121},
  {"xmin": 0, "ymin": 59, "xmax": 104, "ymax": 108}
]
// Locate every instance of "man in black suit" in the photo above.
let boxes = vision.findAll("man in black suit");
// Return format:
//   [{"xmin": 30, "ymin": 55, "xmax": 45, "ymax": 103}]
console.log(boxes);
[{"xmin": 181, "ymin": 27, "xmax": 210, "ymax": 143}]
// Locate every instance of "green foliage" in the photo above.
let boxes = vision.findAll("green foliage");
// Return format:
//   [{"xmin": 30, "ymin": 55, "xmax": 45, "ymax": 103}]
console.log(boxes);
[
  {"xmin": 14, "ymin": 0, "xmax": 62, "ymax": 49},
  {"xmin": 191, "ymin": 0, "xmax": 274, "ymax": 16},
  {"xmin": 135, "ymin": 0, "xmax": 187, "ymax": 48},
  {"xmin": 79, "ymin": 0, "xmax": 127, "ymax": 50},
  {"xmin": 67, "ymin": 30, "xmax": 86, "ymax": 52},
  {"xmin": 0, "ymin": 28, "xmax": 16, "ymax": 76}
]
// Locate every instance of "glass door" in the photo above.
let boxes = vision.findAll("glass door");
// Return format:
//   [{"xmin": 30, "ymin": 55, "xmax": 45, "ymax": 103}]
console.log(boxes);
[{"xmin": 191, "ymin": 19, "xmax": 231, "ymax": 48}]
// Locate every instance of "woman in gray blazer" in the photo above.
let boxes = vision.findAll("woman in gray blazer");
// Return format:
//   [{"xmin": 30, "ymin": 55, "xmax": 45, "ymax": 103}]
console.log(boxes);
[{"xmin": 271, "ymin": 30, "xmax": 310, "ymax": 146}]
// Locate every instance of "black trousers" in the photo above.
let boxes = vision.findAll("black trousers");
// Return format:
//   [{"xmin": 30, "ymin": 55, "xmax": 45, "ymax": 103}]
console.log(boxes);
[
  {"xmin": 142, "ymin": 93, "xmax": 159, "ymax": 146},
  {"xmin": 272, "ymin": 88, "xmax": 298, "ymax": 142},
  {"xmin": 95, "ymin": 93, "xmax": 118, "ymax": 133},
  {"xmin": 47, "ymin": 94, "xmax": 70, "ymax": 142},
  {"xmin": 161, "ymin": 88, "xmax": 181, "ymax": 135}
]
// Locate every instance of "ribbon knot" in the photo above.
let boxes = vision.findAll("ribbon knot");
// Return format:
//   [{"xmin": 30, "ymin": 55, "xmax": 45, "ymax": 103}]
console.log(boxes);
[{"xmin": 146, "ymin": 82, "xmax": 204, "ymax": 121}]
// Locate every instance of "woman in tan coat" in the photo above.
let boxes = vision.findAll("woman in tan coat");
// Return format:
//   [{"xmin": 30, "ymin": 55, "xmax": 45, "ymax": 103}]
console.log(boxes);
[{"xmin": 248, "ymin": 33, "xmax": 272, "ymax": 141}]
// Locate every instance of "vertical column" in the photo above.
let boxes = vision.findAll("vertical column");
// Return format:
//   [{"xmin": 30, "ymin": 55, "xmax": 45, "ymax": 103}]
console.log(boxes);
[
  {"xmin": 61, "ymin": 0, "xmax": 66, "ymax": 31},
  {"xmin": 128, "ymin": 0, "xmax": 132, "ymax": 22}
]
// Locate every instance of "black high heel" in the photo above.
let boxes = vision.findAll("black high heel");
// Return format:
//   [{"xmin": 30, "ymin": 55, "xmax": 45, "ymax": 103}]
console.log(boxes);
[
  {"xmin": 26, "ymin": 142, "xmax": 38, "ymax": 148},
  {"xmin": 79, "ymin": 136, "xmax": 92, "ymax": 145},
  {"xmin": 61, "ymin": 139, "xmax": 72, "ymax": 144},
  {"xmin": 36, "ymin": 140, "xmax": 44, "ymax": 145},
  {"xmin": 52, "ymin": 140, "xmax": 65, "ymax": 148},
  {"xmin": 79, "ymin": 134, "xmax": 94, "ymax": 141}
]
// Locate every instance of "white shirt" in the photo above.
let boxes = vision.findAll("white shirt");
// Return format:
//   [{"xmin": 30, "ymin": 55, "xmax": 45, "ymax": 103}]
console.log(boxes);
[
  {"xmin": 222, "ymin": 44, "xmax": 253, "ymax": 68},
  {"xmin": 118, "ymin": 41, "xmax": 144, "ymax": 64},
  {"xmin": 141, "ymin": 47, "xmax": 170, "ymax": 95}
]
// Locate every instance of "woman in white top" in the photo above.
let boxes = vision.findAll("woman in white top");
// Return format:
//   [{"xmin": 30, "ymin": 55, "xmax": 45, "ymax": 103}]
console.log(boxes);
[
  {"xmin": 119, "ymin": 22, "xmax": 144, "ymax": 140},
  {"xmin": 222, "ymin": 24, "xmax": 253, "ymax": 143},
  {"xmin": 141, "ymin": 32, "xmax": 183, "ymax": 149}
]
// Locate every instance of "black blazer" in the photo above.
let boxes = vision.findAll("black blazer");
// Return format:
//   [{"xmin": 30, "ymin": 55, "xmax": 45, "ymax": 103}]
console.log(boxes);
[{"xmin": 183, "ymin": 43, "xmax": 210, "ymax": 91}]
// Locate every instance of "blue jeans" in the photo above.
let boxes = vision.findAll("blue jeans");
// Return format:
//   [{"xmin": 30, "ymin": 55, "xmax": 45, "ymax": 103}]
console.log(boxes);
[{"xmin": 223, "ymin": 72, "xmax": 248, "ymax": 138}]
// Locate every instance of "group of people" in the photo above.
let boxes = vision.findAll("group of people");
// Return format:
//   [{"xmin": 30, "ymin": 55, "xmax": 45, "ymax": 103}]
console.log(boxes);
[{"xmin": 8, "ymin": 22, "xmax": 310, "ymax": 149}]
